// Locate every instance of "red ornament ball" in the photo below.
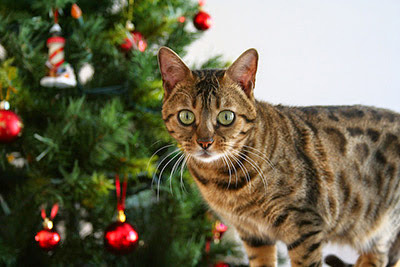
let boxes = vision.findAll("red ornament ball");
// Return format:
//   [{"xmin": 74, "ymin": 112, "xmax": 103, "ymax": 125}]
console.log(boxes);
[
  {"xmin": 0, "ymin": 110, "xmax": 23, "ymax": 143},
  {"xmin": 120, "ymin": 31, "xmax": 147, "ymax": 52},
  {"xmin": 214, "ymin": 263, "xmax": 229, "ymax": 267},
  {"xmin": 35, "ymin": 229, "xmax": 61, "ymax": 251},
  {"xmin": 104, "ymin": 221, "xmax": 139, "ymax": 254},
  {"xmin": 193, "ymin": 10, "xmax": 212, "ymax": 31}
]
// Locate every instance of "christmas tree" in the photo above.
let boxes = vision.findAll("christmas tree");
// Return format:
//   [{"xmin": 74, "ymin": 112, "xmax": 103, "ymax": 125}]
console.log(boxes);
[{"xmin": 0, "ymin": 0, "xmax": 241, "ymax": 265}]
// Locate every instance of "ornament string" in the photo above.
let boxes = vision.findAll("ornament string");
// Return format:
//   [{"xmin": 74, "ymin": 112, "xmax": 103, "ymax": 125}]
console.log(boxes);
[
  {"xmin": 0, "ymin": 85, "xmax": 17, "ymax": 101},
  {"xmin": 115, "ymin": 174, "xmax": 128, "ymax": 211},
  {"xmin": 53, "ymin": 8, "xmax": 59, "ymax": 24},
  {"xmin": 128, "ymin": 0, "xmax": 135, "ymax": 22},
  {"xmin": 40, "ymin": 203, "xmax": 59, "ymax": 230},
  {"xmin": 0, "ymin": 72, "xmax": 18, "ymax": 102},
  {"xmin": 41, "ymin": 203, "xmax": 59, "ymax": 220}
]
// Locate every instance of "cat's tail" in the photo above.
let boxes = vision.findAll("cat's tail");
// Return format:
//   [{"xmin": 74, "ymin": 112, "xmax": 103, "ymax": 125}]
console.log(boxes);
[{"xmin": 324, "ymin": 254, "xmax": 353, "ymax": 267}]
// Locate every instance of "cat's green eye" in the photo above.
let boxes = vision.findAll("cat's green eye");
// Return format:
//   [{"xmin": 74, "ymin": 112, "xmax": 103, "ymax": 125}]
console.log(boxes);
[
  {"xmin": 217, "ymin": 110, "xmax": 235, "ymax": 126},
  {"xmin": 178, "ymin": 110, "xmax": 195, "ymax": 125}
]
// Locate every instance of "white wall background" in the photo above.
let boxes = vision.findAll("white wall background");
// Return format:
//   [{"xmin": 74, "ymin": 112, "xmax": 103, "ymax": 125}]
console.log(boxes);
[
  {"xmin": 186, "ymin": 0, "xmax": 400, "ymax": 112},
  {"xmin": 186, "ymin": 0, "xmax": 400, "ymax": 265}
]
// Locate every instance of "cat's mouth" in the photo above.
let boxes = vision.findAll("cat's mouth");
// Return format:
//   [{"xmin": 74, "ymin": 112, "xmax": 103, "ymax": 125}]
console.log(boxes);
[
  {"xmin": 199, "ymin": 151, "xmax": 210, "ymax": 156},
  {"xmin": 194, "ymin": 150, "xmax": 223, "ymax": 163}
]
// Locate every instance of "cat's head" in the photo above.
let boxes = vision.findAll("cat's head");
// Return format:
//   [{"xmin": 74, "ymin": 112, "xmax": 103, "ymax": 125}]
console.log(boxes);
[{"xmin": 158, "ymin": 47, "xmax": 258, "ymax": 164}]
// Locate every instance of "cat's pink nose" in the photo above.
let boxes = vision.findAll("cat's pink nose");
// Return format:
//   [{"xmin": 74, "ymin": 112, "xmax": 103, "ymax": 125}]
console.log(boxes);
[{"xmin": 197, "ymin": 138, "xmax": 214, "ymax": 150}]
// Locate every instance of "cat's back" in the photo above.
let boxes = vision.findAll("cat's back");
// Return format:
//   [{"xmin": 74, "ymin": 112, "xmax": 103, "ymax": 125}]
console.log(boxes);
[
  {"xmin": 269, "ymin": 104, "xmax": 400, "ymax": 171},
  {"xmin": 271, "ymin": 104, "xmax": 400, "ymax": 153}
]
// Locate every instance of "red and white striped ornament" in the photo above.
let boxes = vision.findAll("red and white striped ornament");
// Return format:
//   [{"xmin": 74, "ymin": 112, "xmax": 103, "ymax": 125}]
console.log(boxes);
[
  {"xmin": 47, "ymin": 34, "xmax": 65, "ymax": 73},
  {"xmin": 40, "ymin": 8, "xmax": 77, "ymax": 88}
]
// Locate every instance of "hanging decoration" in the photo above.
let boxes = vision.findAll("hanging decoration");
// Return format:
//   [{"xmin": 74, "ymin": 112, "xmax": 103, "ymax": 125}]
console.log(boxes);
[
  {"xmin": 212, "ymin": 220, "xmax": 228, "ymax": 244},
  {"xmin": 70, "ymin": 4, "xmax": 95, "ymax": 85},
  {"xmin": 0, "ymin": 43, "xmax": 6, "ymax": 60},
  {"xmin": 40, "ymin": 8, "xmax": 77, "ymax": 88},
  {"xmin": 35, "ymin": 203, "xmax": 61, "ymax": 251},
  {"xmin": 104, "ymin": 174, "xmax": 139, "ymax": 254},
  {"xmin": 0, "ymin": 80, "xmax": 23, "ymax": 143},
  {"xmin": 78, "ymin": 63, "xmax": 95, "ymax": 85},
  {"xmin": 205, "ymin": 218, "xmax": 228, "ymax": 254},
  {"xmin": 193, "ymin": 0, "xmax": 212, "ymax": 31},
  {"xmin": 119, "ymin": 0, "xmax": 147, "ymax": 53},
  {"xmin": 6, "ymin": 152, "xmax": 27, "ymax": 168},
  {"xmin": 120, "ymin": 31, "xmax": 147, "ymax": 52},
  {"xmin": 204, "ymin": 219, "xmax": 229, "ymax": 266},
  {"xmin": 178, "ymin": 16, "xmax": 186, "ymax": 23},
  {"xmin": 71, "ymin": 3, "xmax": 84, "ymax": 25},
  {"xmin": 0, "ymin": 108, "xmax": 23, "ymax": 143}
]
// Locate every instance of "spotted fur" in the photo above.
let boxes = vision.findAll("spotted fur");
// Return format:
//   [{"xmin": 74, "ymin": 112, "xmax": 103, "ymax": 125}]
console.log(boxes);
[{"xmin": 158, "ymin": 47, "xmax": 400, "ymax": 267}]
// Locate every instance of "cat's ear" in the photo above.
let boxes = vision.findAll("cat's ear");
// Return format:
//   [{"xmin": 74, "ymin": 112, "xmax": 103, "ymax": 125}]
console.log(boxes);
[
  {"xmin": 158, "ymin": 47, "xmax": 192, "ymax": 98},
  {"xmin": 226, "ymin": 48, "xmax": 258, "ymax": 98}
]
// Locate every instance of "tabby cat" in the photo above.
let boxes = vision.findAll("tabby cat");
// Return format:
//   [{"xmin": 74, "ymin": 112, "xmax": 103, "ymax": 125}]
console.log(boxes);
[{"xmin": 157, "ymin": 47, "xmax": 400, "ymax": 267}]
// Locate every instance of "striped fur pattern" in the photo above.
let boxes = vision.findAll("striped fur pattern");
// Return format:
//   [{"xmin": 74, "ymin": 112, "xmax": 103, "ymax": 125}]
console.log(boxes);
[{"xmin": 158, "ymin": 47, "xmax": 400, "ymax": 267}]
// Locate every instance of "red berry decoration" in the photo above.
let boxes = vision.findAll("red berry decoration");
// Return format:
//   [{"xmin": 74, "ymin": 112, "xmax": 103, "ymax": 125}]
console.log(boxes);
[
  {"xmin": 35, "ymin": 229, "xmax": 61, "ymax": 251},
  {"xmin": 0, "ymin": 109, "xmax": 23, "ymax": 143},
  {"xmin": 104, "ymin": 213, "xmax": 139, "ymax": 254},
  {"xmin": 178, "ymin": 16, "xmax": 186, "ymax": 23},
  {"xmin": 193, "ymin": 10, "xmax": 212, "ymax": 31},
  {"xmin": 35, "ymin": 204, "xmax": 60, "ymax": 251},
  {"xmin": 120, "ymin": 31, "xmax": 147, "ymax": 52}
]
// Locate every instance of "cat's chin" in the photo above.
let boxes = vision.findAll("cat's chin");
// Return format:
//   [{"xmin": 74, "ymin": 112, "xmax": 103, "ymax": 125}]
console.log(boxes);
[{"xmin": 193, "ymin": 151, "xmax": 223, "ymax": 164}]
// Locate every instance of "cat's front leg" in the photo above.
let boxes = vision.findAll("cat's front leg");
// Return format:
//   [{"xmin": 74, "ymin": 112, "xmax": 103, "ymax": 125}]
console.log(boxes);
[
  {"xmin": 286, "ymin": 230, "xmax": 324, "ymax": 267},
  {"xmin": 241, "ymin": 236, "xmax": 277, "ymax": 267}
]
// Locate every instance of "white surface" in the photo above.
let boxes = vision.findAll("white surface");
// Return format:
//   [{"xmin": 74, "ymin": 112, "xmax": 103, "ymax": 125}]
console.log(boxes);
[
  {"xmin": 186, "ymin": 0, "xmax": 400, "ymax": 264},
  {"xmin": 186, "ymin": 0, "xmax": 400, "ymax": 112},
  {"xmin": 278, "ymin": 243, "xmax": 359, "ymax": 267}
]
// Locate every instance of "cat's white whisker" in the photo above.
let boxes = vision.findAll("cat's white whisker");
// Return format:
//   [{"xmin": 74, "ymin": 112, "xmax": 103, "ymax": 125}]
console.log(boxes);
[
  {"xmin": 225, "ymin": 152, "xmax": 239, "ymax": 187},
  {"xmin": 168, "ymin": 153, "xmax": 186, "ymax": 194},
  {"xmin": 222, "ymin": 152, "xmax": 232, "ymax": 189},
  {"xmin": 152, "ymin": 148, "xmax": 181, "ymax": 186},
  {"xmin": 147, "ymin": 144, "xmax": 176, "ymax": 171},
  {"xmin": 179, "ymin": 154, "xmax": 191, "ymax": 193},
  {"xmin": 152, "ymin": 148, "xmax": 181, "ymax": 199},
  {"xmin": 242, "ymin": 149, "xmax": 276, "ymax": 175},
  {"xmin": 226, "ymin": 143, "xmax": 254, "ymax": 187},
  {"xmin": 158, "ymin": 151, "xmax": 182, "ymax": 195},
  {"xmin": 229, "ymin": 151, "xmax": 252, "ymax": 189},
  {"xmin": 236, "ymin": 150, "xmax": 268, "ymax": 193},
  {"xmin": 242, "ymin": 145, "xmax": 275, "ymax": 171},
  {"xmin": 228, "ymin": 145, "xmax": 268, "ymax": 192}
]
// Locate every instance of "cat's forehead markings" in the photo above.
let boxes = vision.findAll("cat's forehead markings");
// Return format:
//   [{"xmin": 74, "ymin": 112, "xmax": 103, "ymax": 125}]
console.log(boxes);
[{"xmin": 192, "ymin": 69, "xmax": 225, "ymax": 109}]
